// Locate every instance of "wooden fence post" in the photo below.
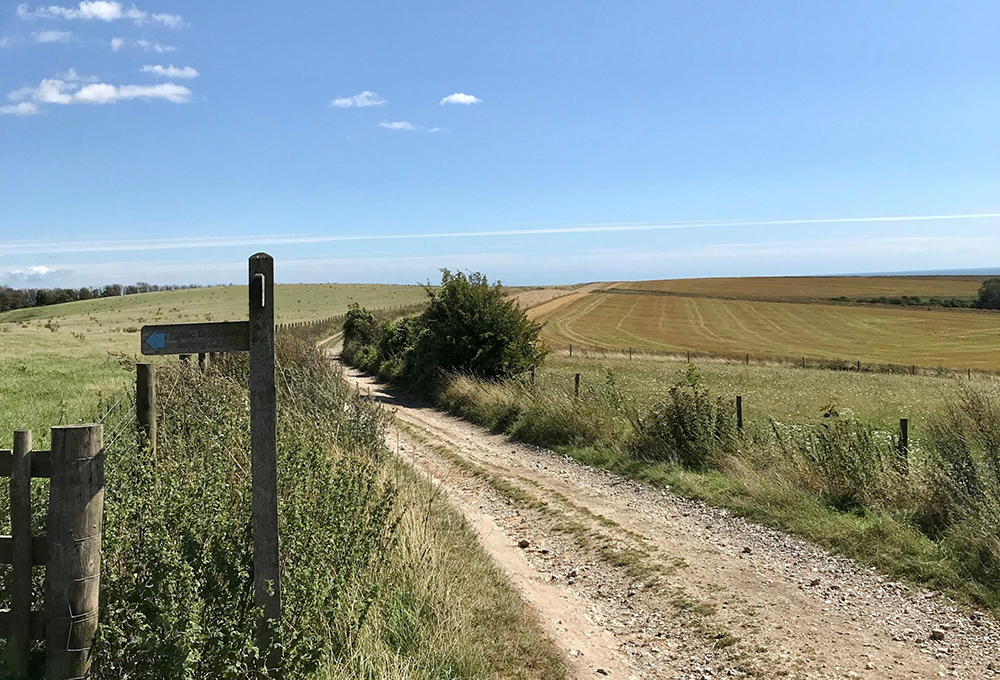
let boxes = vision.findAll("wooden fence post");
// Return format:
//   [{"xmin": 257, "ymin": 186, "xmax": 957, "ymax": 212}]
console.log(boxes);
[
  {"xmin": 569, "ymin": 344, "xmax": 573, "ymax": 358},
  {"xmin": 802, "ymin": 356, "xmax": 806, "ymax": 369},
  {"xmin": 629, "ymin": 347, "xmax": 632, "ymax": 361},
  {"xmin": 574, "ymin": 373, "xmax": 580, "ymax": 398},
  {"xmin": 687, "ymin": 350, "xmax": 691, "ymax": 363},
  {"xmin": 46, "ymin": 424, "xmax": 104, "ymax": 680},
  {"xmin": 198, "ymin": 353, "xmax": 208, "ymax": 371},
  {"xmin": 5, "ymin": 430, "xmax": 32, "ymax": 678},
  {"xmin": 736, "ymin": 396, "xmax": 743, "ymax": 431},
  {"xmin": 249, "ymin": 253, "xmax": 282, "ymax": 676},
  {"xmin": 136, "ymin": 363, "xmax": 156, "ymax": 456},
  {"xmin": 898, "ymin": 418, "xmax": 909, "ymax": 474},
  {"xmin": 745, "ymin": 353, "xmax": 749, "ymax": 366}
]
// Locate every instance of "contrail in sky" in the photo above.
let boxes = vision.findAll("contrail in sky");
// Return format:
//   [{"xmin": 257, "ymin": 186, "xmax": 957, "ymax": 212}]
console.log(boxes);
[{"xmin": 2, "ymin": 212, "xmax": 999, "ymax": 256}]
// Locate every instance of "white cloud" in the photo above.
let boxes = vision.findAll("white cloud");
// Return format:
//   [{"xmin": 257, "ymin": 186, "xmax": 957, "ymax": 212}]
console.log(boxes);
[
  {"xmin": 439, "ymin": 92, "xmax": 481, "ymax": 105},
  {"xmin": 0, "ymin": 102, "xmax": 39, "ymax": 115},
  {"xmin": 111, "ymin": 38, "xmax": 176, "ymax": 53},
  {"xmin": 57, "ymin": 68, "xmax": 96, "ymax": 82},
  {"xmin": 0, "ymin": 266, "xmax": 67, "ymax": 285},
  {"xmin": 75, "ymin": 82, "xmax": 192, "ymax": 104},
  {"xmin": 379, "ymin": 121, "xmax": 415, "ymax": 131},
  {"xmin": 150, "ymin": 12, "xmax": 184, "ymax": 28},
  {"xmin": 142, "ymin": 64, "xmax": 198, "ymax": 79},
  {"xmin": 16, "ymin": 2, "xmax": 185, "ymax": 27},
  {"xmin": 33, "ymin": 29, "xmax": 72, "ymax": 43},
  {"xmin": 331, "ymin": 90, "xmax": 386, "ymax": 108},
  {"xmin": 6, "ymin": 75, "xmax": 193, "ymax": 111}
]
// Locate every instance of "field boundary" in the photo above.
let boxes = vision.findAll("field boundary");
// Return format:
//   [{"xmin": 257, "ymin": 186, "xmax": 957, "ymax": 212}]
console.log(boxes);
[{"xmin": 545, "ymin": 339, "xmax": 999, "ymax": 380}]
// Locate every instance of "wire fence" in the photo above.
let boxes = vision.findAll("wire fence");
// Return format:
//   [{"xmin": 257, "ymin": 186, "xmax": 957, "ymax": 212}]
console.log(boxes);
[{"xmin": 90, "ymin": 382, "xmax": 136, "ymax": 452}]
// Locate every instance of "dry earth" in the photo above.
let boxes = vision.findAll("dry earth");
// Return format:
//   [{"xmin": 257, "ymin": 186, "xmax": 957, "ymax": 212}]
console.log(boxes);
[{"xmin": 338, "ymin": 357, "xmax": 1000, "ymax": 680}]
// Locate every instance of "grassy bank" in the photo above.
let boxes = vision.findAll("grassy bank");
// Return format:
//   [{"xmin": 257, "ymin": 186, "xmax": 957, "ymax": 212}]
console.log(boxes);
[
  {"xmin": 0, "ymin": 335, "xmax": 563, "ymax": 678},
  {"xmin": 436, "ymin": 357, "xmax": 1000, "ymax": 614}
]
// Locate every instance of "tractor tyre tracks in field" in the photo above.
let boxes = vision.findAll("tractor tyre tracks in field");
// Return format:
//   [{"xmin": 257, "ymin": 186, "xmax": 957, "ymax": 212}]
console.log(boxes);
[{"xmin": 337, "ymin": 360, "xmax": 1000, "ymax": 680}]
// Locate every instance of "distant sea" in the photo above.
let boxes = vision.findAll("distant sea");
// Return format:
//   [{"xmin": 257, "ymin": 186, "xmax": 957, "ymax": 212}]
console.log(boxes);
[{"xmin": 845, "ymin": 268, "xmax": 1000, "ymax": 277}]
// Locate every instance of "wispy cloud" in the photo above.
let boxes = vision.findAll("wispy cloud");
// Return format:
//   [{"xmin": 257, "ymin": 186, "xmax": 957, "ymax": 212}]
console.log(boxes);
[
  {"xmin": 440, "ymin": 92, "xmax": 481, "ymax": 105},
  {"xmin": 142, "ymin": 64, "xmax": 198, "ymax": 79},
  {"xmin": 4, "ymin": 74, "xmax": 193, "ymax": 114},
  {"xmin": 379, "ymin": 120, "xmax": 415, "ymax": 131},
  {"xmin": 33, "ymin": 29, "xmax": 71, "ymax": 43},
  {"xmin": 110, "ymin": 36, "xmax": 124, "ymax": 50},
  {"xmin": 331, "ymin": 91, "xmax": 386, "ymax": 108},
  {"xmin": 2, "ymin": 213, "xmax": 999, "ymax": 255},
  {"xmin": 10, "ymin": 233, "xmax": 1000, "ymax": 288},
  {"xmin": 0, "ymin": 102, "xmax": 38, "ymax": 116},
  {"xmin": 16, "ymin": 2, "xmax": 185, "ymax": 27}
]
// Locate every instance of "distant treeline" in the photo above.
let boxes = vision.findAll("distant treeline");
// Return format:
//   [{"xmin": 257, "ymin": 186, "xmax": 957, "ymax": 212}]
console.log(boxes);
[
  {"xmin": 0, "ymin": 282, "xmax": 203, "ymax": 313},
  {"xmin": 830, "ymin": 295, "xmax": 975, "ymax": 309}
]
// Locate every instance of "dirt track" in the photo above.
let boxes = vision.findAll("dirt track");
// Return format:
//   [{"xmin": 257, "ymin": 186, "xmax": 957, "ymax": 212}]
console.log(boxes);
[{"xmin": 338, "ymin": 358, "xmax": 1000, "ymax": 679}]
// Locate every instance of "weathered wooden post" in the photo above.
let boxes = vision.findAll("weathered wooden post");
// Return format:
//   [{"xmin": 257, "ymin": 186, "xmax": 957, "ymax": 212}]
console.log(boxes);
[
  {"xmin": 911, "ymin": 364, "xmax": 916, "ymax": 376},
  {"xmin": 898, "ymin": 418, "xmax": 909, "ymax": 474},
  {"xmin": 969, "ymin": 368, "xmax": 972, "ymax": 380},
  {"xmin": 802, "ymin": 356, "xmax": 806, "ymax": 369},
  {"xmin": 629, "ymin": 347, "xmax": 632, "ymax": 361},
  {"xmin": 5, "ymin": 430, "xmax": 33, "ymax": 678},
  {"xmin": 198, "ymin": 352, "xmax": 208, "ymax": 371},
  {"xmin": 687, "ymin": 350, "xmax": 691, "ymax": 363},
  {"xmin": 249, "ymin": 253, "xmax": 282, "ymax": 676},
  {"xmin": 736, "ymin": 396, "xmax": 743, "ymax": 431},
  {"xmin": 46, "ymin": 424, "xmax": 103, "ymax": 680},
  {"xmin": 857, "ymin": 360, "xmax": 861, "ymax": 371},
  {"xmin": 745, "ymin": 353, "xmax": 749, "ymax": 366},
  {"xmin": 569, "ymin": 344, "xmax": 573, "ymax": 358},
  {"xmin": 574, "ymin": 373, "xmax": 580, "ymax": 398},
  {"xmin": 136, "ymin": 363, "xmax": 156, "ymax": 455}
]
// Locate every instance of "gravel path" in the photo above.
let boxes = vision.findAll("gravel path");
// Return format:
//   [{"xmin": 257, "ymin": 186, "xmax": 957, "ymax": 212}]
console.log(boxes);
[{"xmin": 340, "ymin": 361, "xmax": 1000, "ymax": 680}]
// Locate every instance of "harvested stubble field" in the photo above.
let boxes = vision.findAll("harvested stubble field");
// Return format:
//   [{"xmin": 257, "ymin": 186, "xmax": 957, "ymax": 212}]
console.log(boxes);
[
  {"xmin": 536, "ymin": 284, "xmax": 1000, "ymax": 370},
  {"xmin": 615, "ymin": 274, "xmax": 986, "ymax": 302}
]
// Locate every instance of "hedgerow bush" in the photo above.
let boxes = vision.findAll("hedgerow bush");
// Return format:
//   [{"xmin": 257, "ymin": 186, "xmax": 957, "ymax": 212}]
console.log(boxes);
[
  {"xmin": 92, "ymin": 336, "xmax": 399, "ymax": 679},
  {"xmin": 627, "ymin": 366, "xmax": 737, "ymax": 469},
  {"xmin": 343, "ymin": 270, "xmax": 546, "ymax": 395}
]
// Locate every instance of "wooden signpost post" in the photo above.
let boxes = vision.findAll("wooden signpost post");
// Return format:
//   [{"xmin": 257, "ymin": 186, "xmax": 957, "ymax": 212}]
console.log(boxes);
[{"xmin": 140, "ymin": 252, "xmax": 282, "ymax": 677}]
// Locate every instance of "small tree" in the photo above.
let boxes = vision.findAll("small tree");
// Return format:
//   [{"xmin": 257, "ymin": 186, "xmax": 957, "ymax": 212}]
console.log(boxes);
[
  {"xmin": 342, "ymin": 304, "xmax": 378, "ymax": 346},
  {"xmin": 405, "ymin": 270, "xmax": 546, "ymax": 388},
  {"xmin": 976, "ymin": 279, "xmax": 1000, "ymax": 310}
]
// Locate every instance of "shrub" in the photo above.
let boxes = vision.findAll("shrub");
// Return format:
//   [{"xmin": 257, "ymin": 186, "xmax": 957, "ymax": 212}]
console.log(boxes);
[
  {"xmin": 975, "ymin": 278, "xmax": 1000, "ymax": 310},
  {"xmin": 627, "ymin": 367, "xmax": 736, "ymax": 469},
  {"xmin": 794, "ymin": 417, "xmax": 903, "ymax": 513},
  {"xmin": 918, "ymin": 388, "xmax": 1000, "ymax": 536},
  {"xmin": 402, "ymin": 270, "xmax": 546, "ymax": 390},
  {"xmin": 344, "ymin": 270, "xmax": 547, "ymax": 396}
]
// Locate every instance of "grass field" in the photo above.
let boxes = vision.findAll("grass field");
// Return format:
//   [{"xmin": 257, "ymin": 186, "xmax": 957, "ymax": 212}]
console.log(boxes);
[
  {"xmin": 534, "ymin": 353, "xmax": 985, "ymax": 431},
  {"xmin": 537, "ymin": 289, "xmax": 1000, "ymax": 370},
  {"xmin": 615, "ymin": 275, "xmax": 986, "ymax": 302},
  {"xmin": 0, "ymin": 283, "xmax": 428, "ymax": 446}
]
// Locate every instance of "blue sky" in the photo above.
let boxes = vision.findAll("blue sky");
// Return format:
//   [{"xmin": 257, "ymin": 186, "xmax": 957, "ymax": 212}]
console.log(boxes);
[{"xmin": 2, "ymin": 1, "xmax": 1000, "ymax": 287}]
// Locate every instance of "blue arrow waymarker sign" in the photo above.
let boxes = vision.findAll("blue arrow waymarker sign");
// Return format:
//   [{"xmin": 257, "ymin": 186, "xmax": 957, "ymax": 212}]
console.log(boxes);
[
  {"xmin": 145, "ymin": 330, "xmax": 166, "ymax": 352},
  {"xmin": 140, "ymin": 321, "xmax": 250, "ymax": 356}
]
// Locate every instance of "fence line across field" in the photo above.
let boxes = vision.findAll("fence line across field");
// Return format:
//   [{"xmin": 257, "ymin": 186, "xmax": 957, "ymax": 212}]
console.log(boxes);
[{"xmin": 559, "ymin": 342, "xmax": 994, "ymax": 381}]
